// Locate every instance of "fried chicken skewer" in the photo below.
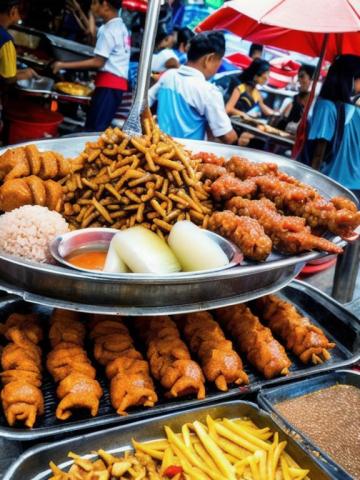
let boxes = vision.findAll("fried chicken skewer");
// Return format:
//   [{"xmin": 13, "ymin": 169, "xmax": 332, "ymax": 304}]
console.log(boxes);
[
  {"xmin": 135, "ymin": 316, "xmax": 206, "ymax": 399},
  {"xmin": 255, "ymin": 295, "xmax": 335, "ymax": 364},
  {"xmin": 90, "ymin": 315, "xmax": 157, "ymax": 415},
  {"xmin": 210, "ymin": 175, "xmax": 257, "ymax": 202},
  {"xmin": 0, "ymin": 313, "xmax": 44, "ymax": 428},
  {"xmin": 178, "ymin": 312, "xmax": 248, "ymax": 391},
  {"xmin": 215, "ymin": 305, "xmax": 291, "ymax": 379},
  {"xmin": 46, "ymin": 309, "xmax": 103, "ymax": 421},
  {"xmin": 227, "ymin": 197, "xmax": 343, "ymax": 255},
  {"xmin": 209, "ymin": 210, "xmax": 272, "ymax": 261}
]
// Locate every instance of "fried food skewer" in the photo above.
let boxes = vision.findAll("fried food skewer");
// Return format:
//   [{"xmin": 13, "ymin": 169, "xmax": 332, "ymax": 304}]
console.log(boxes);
[
  {"xmin": 215, "ymin": 305, "xmax": 292, "ymax": 379},
  {"xmin": 0, "ymin": 313, "xmax": 44, "ymax": 428},
  {"xmin": 46, "ymin": 309, "xmax": 103, "ymax": 421},
  {"xmin": 209, "ymin": 210, "xmax": 272, "ymax": 261},
  {"xmin": 178, "ymin": 312, "xmax": 248, "ymax": 391},
  {"xmin": 227, "ymin": 197, "xmax": 343, "ymax": 255},
  {"xmin": 255, "ymin": 295, "xmax": 335, "ymax": 364},
  {"xmin": 90, "ymin": 314, "xmax": 157, "ymax": 415},
  {"xmin": 135, "ymin": 316, "xmax": 206, "ymax": 399}
]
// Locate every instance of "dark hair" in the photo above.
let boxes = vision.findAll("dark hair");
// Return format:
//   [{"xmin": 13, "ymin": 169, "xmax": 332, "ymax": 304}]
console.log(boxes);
[
  {"xmin": 0, "ymin": 0, "xmax": 20, "ymax": 13},
  {"xmin": 320, "ymin": 54, "xmax": 360, "ymax": 103},
  {"xmin": 299, "ymin": 63, "xmax": 316, "ymax": 79},
  {"xmin": 155, "ymin": 25, "xmax": 172, "ymax": 48},
  {"xmin": 187, "ymin": 31, "xmax": 225, "ymax": 62},
  {"xmin": 240, "ymin": 58, "xmax": 270, "ymax": 86},
  {"xmin": 99, "ymin": 0, "xmax": 122, "ymax": 9},
  {"xmin": 249, "ymin": 43, "xmax": 263, "ymax": 58},
  {"xmin": 175, "ymin": 27, "xmax": 194, "ymax": 50}
]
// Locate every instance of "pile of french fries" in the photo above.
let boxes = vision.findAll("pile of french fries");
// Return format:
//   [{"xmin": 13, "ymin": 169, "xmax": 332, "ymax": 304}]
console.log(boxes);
[
  {"xmin": 49, "ymin": 415, "xmax": 311, "ymax": 480},
  {"xmin": 61, "ymin": 114, "xmax": 213, "ymax": 236}
]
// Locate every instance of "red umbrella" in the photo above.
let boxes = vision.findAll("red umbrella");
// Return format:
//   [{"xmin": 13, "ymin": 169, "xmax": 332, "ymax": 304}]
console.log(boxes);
[{"xmin": 197, "ymin": 0, "xmax": 360, "ymax": 158}]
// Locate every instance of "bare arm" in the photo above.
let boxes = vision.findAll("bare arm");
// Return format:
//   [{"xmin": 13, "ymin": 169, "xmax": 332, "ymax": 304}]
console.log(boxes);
[
  {"xmin": 164, "ymin": 57, "xmax": 180, "ymax": 69},
  {"xmin": 258, "ymin": 96, "xmax": 276, "ymax": 116},
  {"xmin": 226, "ymin": 88, "xmax": 241, "ymax": 115},
  {"xmin": 52, "ymin": 56, "xmax": 106, "ymax": 74},
  {"xmin": 311, "ymin": 139, "xmax": 328, "ymax": 170},
  {"xmin": 218, "ymin": 129, "xmax": 238, "ymax": 145}
]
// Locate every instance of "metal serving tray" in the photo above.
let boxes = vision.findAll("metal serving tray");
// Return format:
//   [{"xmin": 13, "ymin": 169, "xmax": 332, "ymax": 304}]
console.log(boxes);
[
  {"xmin": 0, "ymin": 137, "xmax": 353, "ymax": 314},
  {"xmin": 258, "ymin": 370, "xmax": 360, "ymax": 480},
  {"xmin": 3, "ymin": 400, "xmax": 332, "ymax": 480},
  {"xmin": 0, "ymin": 280, "xmax": 359, "ymax": 441}
]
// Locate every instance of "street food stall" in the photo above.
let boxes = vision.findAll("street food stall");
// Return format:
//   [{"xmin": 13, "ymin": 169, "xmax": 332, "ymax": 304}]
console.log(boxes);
[{"xmin": 0, "ymin": 1, "xmax": 359, "ymax": 479}]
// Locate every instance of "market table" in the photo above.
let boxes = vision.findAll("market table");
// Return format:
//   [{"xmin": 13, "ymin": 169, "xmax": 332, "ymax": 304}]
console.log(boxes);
[{"xmin": 231, "ymin": 116, "xmax": 295, "ymax": 148}]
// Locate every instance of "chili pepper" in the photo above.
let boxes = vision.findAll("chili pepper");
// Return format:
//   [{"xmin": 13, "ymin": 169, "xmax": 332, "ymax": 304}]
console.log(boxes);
[{"xmin": 163, "ymin": 465, "xmax": 184, "ymax": 477}]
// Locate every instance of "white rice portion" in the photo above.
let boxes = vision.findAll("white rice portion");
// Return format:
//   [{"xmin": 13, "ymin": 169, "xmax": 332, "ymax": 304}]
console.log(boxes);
[{"xmin": 0, "ymin": 205, "xmax": 69, "ymax": 263}]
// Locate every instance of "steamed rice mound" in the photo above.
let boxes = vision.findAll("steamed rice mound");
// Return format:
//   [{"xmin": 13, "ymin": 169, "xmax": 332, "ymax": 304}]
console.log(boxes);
[{"xmin": 0, "ymin": 205, "xmax": 69, "ymax": 263}]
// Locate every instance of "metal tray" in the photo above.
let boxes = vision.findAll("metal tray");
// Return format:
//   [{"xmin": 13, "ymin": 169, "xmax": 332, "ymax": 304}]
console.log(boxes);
[
  {"xmin": 258, "ymin": 370, "xmax": 360, "ymax": 480},
  {"xmin": 0, "ymin": 137, "xmax": 353, "ymax": 314},
  {"xmin": 0, "ymin": 280, "xmax": 359, "ymax": 441},
  {"xmin": 3, "ymin": 400, "xmax": 332, "ymax": 480}
]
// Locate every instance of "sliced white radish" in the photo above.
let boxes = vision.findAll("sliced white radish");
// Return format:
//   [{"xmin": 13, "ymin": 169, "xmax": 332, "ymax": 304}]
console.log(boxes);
[
  {"xmin": 168, "ymin": 221, "xmax": 229, "ymax": 272},
  {"xmin": 111, "ymin": 226, "xmax": 181, "ymax": 274},
  {"xmin": 103, "ymin": 236, "xmax": 129, "ymax": 273}
]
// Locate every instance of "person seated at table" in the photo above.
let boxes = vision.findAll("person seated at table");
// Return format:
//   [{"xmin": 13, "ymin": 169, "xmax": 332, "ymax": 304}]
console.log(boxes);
[
  {"xmin": 302, "ymin": 54, "xmax": 360, "ymax": 199},
  {"xmin": 151, "ymin": 26, "xmax": 179, "ymax": 74},
  {"xmin": 149, "ymin": 31, "xmax": 238, "ymax": 144},
  {"xmin": 226, "ymin": 59, "xmax": 277, "ymax": 117},
  {"xmin": 173, "ymin": 27, "xmax": 194, "ymax": 65},
  {"xmin": 277, "ymin": 64, "xmax": 315, "ymax": 133}
]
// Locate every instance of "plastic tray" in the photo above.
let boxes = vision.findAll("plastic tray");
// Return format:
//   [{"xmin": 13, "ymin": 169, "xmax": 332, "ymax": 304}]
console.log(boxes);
[
  {"xmin": 0, "ymin": 280, "xmax": 359, "ymax": 441},
  {"xmin": 258, "ymin": 370, "xmax": 360, "ymax": 480},
  {"xmin": 3, "ymin": 400, "xmax": 332, "ymax": 480}
]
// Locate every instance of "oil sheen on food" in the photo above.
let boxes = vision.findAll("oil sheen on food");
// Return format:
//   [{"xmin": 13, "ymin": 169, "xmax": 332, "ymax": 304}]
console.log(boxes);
[{"xmin": 276, "ymin": 384, "xmax": 360, "ymax": 479}]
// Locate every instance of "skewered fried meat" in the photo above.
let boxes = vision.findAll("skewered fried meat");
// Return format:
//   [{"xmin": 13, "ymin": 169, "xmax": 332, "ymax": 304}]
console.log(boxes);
[
  {"xmin": 211, "ymin": 175, "xmax": 257, "ymax": 201},
  {"xmin": 215, "ymin": 304, "xmax": 291, "ymax": 379},
  {"xmin": 227, "ymin": 197, "xmax": 343, "ymax": 255},
  {"xmin": 179, "ymin": 312, "xmax": 248, "ymax": 391},
  {"xmin": 192, "ymin": 152, "xmax": 225, "ymax": 166},
  {"xmin": 227, "ymin": 156, "xmax": 279, "ymax": 179},
  {"xmin": 209, "ymin": 210, "xmax": 272, "ymax": 261},
  {"xmin": 199, "ymin": 163, "xmax": 227, "ymax": 181},
  {"xmin": 255, "ymin": 175, "xmax": 360, "ymax": 238},
  {"xmin": 135, "ymin": 316, "xmax": 206, "ymax": 399},
  {"xmin": 255, "ymin": 295, "xmax": 335, "ymax": 364},
  {"xmin": 0, "ymin": 313, "xmax": 44, "ymax": 428},
  {"xmin": 0, "ymin": 176, "xmax": 64, "ymax": 212},
  {"xmin": 0, "ymin": 144, "xmax": 74, "ymax": 182},
  {"xmin": 90, "ymin": 314, "xmax": 157, "ymax": 415},
  {"xmin": 46, "ymin": 309, "xmax": 102, "ymax": 420}
]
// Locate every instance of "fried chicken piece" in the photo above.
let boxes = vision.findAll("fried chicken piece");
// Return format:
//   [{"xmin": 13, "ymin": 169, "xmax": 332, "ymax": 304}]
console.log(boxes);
[
  {"xmin": 227, "ymin": 197, "xmax": 343, "ymax": 255},
  {"xmin": 199, "ymin": 163, "xmax": 227, "ymax": 181},
  {"xmin": 255, "ymin": 295, "xmax": 335, "ymax": 364},
  {"xmin": 255, "ymin": 175, "xmax": 360, "ymax": 238},
  {"xmin": 1, "ymin": 381, "xmax": 44, "ymax": 427},
  {"xmin": 90, "ymin": 315, "xmax": 158, "ymax": 415},
  {"xmin": 0, "ymin": 145, "xmax": 72, "ymax": 182},
  {"xmin": 49, "ymin": 309, "xmax": 85, "ymax": 347},
  {"xmin": 0, "ymin": 176, "xmax": 64, "ymax": 212},
  {"xmin": 209, "ymin": 210, "xmax": 272, "ymax": 261},
  {"xmin": 226, "ymin": 156, "xmax": 278, "ymax": 179},
  {"xmin": 211, "ymin": 175, "xmax": 257, "ymax": 201},
  {"xmin": 110, "ymin": 373, "xmax": 157, "ymax": 415},
  {"xmin": 216, "ymin": 304, "xmax": 291, "ymax": 379},
  {"xmin": 192, "ymin": 152, "xmax": 225, "ymax": 166},
  {"xmin": 179, "ymin": 312, "xmax": 248, "ymax": 391},
  {"xmin": 47, "ymin": 347, "xmax": 96, "ymax": 382},
  {"xmin": 136, "ymin": 316, "xmax": 205, "ymax": 399},
  {"xmin": 56, "ymin": 373, "xmax": 103, "ymax": 420},
  {"xmin": 0, "ymin": 312, "xmax": 44, "ymax": 428}
]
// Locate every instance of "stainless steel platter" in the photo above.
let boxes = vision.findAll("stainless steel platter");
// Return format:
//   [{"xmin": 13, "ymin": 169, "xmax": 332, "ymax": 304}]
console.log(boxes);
[
  {"xmin": 0, "ymin": 137, "xmax": 352, "ymax": 314},
  {"xmin": 3, "ymin": 400, "xmax": 332, "ymax": 480}
]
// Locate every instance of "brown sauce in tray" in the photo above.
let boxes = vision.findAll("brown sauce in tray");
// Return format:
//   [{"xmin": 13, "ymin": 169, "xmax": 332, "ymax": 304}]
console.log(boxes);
[{"xmin": 276, "ymin": 384, "xmax": 360, "ymax": 479}]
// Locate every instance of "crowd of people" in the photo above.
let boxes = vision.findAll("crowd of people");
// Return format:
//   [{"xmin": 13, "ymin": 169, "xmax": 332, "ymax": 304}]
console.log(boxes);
[{"xmin": 0, "ymin": 0, "xmax": 359, "ymax": 195}]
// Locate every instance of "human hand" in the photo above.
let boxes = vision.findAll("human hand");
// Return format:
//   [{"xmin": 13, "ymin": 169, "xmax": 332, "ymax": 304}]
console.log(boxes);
[
  {"xmin": 52, "ymin": 61, "xmax": 64, "ymax": 75},
  {"xmin": 238, "ymin": 132, "xmax": 255, "ymax": 147},
  {"xmin": 20, "ymin": 68, "xmax": 40, "ymax": 80}
]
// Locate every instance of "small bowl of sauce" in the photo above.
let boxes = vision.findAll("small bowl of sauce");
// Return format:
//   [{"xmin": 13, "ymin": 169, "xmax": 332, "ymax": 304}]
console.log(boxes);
[{"xmin": 50, "ymin": 228, "xmax": 118, "ymax": 274}]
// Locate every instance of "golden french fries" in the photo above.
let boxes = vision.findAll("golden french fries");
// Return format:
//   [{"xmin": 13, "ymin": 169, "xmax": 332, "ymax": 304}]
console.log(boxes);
[
  {"xmin": 49, "ymin": 415, "xmax": 311, "ymax": 480},
  {"xmin": 62, "ymin": 116, "xmax": 213, "ymax": 233}
]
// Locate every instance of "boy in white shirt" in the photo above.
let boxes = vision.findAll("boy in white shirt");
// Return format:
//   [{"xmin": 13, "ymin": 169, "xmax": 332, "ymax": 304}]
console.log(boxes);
[
  {"xmin": 52, "ymin": 0, "xmax": 130, "ymax": 131},
  {"xmin": 149, "ymin": 31, "xmax": 237, "ymax": 144}
]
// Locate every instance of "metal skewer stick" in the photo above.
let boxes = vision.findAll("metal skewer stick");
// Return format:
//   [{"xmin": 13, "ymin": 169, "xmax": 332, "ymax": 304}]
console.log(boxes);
[{"xmin": 123, "ymin": 0, "xmax": 162, "ymax": 136}]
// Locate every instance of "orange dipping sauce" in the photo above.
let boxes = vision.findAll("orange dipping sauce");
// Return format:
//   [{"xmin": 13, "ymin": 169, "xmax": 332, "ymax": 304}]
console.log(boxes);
[{"xmin": 66, "ymin": 250, "xmax": 107, "ymax": 271}]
